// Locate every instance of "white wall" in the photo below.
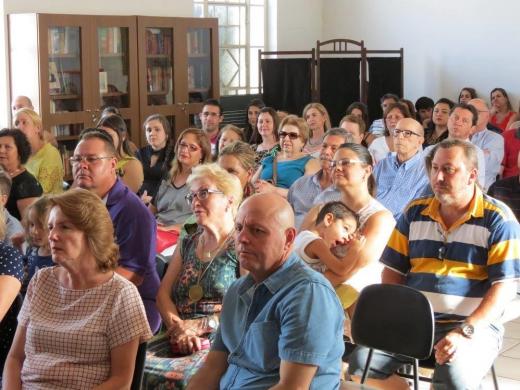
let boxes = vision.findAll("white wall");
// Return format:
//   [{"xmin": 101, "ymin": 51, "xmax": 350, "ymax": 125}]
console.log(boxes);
[
  {"xmin": 276, "ymin": 0, "xmax": 323, "ymax": 51},
  {"xmin": 321, "ymin": 0, "xmax": 520, "ymax": 108}
]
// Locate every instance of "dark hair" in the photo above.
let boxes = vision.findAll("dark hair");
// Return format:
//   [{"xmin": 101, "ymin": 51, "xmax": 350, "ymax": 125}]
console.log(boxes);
[
  {"xmin": 458, "ymin": 87, "xmax": 477, "ymax": 103},
  {"xmin": 143, "ymin": 114, "xmax": 175, "ymax": 172},
  {"xmin": 79, "ymin": 128, "xmax": 117, "ymax": 156},
  {"xmin": 383, "ymin": 103, "xmax": 411, "ymax": 136},
  {"xmin": 96, "ymin": 114, "xmax": 133, "ymax": 157},
  {"xmin": 0, "ymin": 128, "xmax": 32, "ymax": 164},
  {"xmin": 0, "ymin": 170, "xmax": 12, "ymax": 195},
  {"xmin": 435, "ymin": 98, "xmax": 455, "ymax": 109},
  {"xmin": 244, "ymin": 99, "xmax": 265, "ymax": 142},
  {"xmin": 381, "ymin": 93, "xmax": 400, "ymax": 104},
  {"xmin": 203, "ymin": 98, "xmax": 223, "ymax": 116},
  {"xmin": 490, "ymin": 88, "xmax": 513, "ymax": 111},
  {"xmin": 450, "ymin": 103, "xmax": 479, "ymax": 127},
  {"xmin": 345, "ymin": 101, "xmax": 370, "ymax": 128},
  {"xmin": 415, "ymin": 97, "xmax": 435, "ymax": 111},
  {"xmin": 400, "ymin": 99, "xmax": 417, "ymax": 120},
  {"xmin": 336, "ymin": 143, "xmax": 376, "ymax": 196},
  {"xmin": 250, "ymin": 107, "xmax": 280, "ymax": 144},
  {"xmin": 316, "ymin": 200, "xmax": 358, "ymax": 227},
  {"xmin": 215, "ymin": 124, "xmax": 245, "ymax": 156},
  {"xmin": 100, "ymin": 105, "xmax": 121, "ymax": 117}
]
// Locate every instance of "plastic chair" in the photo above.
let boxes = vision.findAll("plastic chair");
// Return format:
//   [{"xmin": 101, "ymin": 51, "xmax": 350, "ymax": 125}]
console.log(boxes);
[
  {"xmin": 130, "ymin": 342, "xmax": 148, "ymax": 390},
  {"xmin": 351, "ymin": 284, "xmax": 434, "ymax": 390}
]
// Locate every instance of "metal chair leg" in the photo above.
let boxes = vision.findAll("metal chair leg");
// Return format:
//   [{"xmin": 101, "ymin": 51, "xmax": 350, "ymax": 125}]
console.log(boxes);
[
  {"xmin": 360, "ymin": 348, "xmax": 374, "ymax": 384},
  {"xmin": 491, "ymin": 364, "xmax": 499, "ymax": 390},
  {"xmin": 413, "ymin": 359, "xmax": 419, "ymax": 390}
]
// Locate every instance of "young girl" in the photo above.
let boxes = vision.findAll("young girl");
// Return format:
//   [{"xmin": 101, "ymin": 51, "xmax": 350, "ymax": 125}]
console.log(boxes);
[
  {"xmin": 22, "ymin": 197, "xmax": 53, "ymax": 290},
  {"xmin": 293, "ymin": 201, "xmax": 365, "ymax": 313}
]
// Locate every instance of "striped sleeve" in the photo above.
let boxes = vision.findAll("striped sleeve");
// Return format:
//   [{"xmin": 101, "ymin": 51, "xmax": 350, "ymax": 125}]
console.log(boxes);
[{"xmin": 381, "ymin": 211, "xmax": 411, "ymax": 274}]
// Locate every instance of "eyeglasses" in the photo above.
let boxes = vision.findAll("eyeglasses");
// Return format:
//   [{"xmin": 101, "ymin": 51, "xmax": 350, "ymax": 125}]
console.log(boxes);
[
  {"xmin": 393, "ymin": 129, "xmax": 422, "ymax": 138},
  {"xmin": 278, "ymin": 131, "xmax": 300, "ymax": 140},
  {"xmin": 178, "ymin": 141, "xmax": 201, "ymax": 152},
  {"xmin": 330, "ymin": 158, "xmax": 364, "ymax": 169},
  {"xmin": 185, "ymin": 188, "xmax": 224, "ymax": 205},
  {"xmin": 69, "ymin": 155, "xmax": 113, "ymax": 165}
]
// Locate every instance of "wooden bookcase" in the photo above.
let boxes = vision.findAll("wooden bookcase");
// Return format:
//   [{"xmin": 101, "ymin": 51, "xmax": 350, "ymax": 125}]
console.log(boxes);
[{"xmin": 8, "ymin": 14, "xmax": 219, "ymax": 178}]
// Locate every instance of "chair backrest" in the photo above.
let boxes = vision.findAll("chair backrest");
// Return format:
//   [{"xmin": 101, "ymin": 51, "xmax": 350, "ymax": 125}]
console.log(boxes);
[
  {"xmin": 156, "ymin": 254, "xmax": 169, "ymax": 280},
  {"xmin": 130, "ymin": 342, "xmax": 147, "ymax": 390},
  {"xmin": 351, "ymin": 284, "xmax": 434, "ymax": 360}
]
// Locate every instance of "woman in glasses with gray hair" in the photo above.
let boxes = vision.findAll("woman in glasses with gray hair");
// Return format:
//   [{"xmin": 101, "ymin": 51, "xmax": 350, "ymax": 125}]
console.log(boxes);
[{"xmin": 156, "ymin": 163, "xmax": 243, "ymax": 357}]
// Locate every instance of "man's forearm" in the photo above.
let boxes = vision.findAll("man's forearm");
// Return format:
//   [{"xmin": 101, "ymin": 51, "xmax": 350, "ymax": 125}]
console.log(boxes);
[
  {"xmin": 382, "ymin": 266, "xmax": 406, "ymax": 285},
  {"xmin": 466, "ymin": 280, "xmax": 518, "ymax": 327},
  {"xmin": 186, "ymin": 350, "xmax": 228, "ymax": 390}
]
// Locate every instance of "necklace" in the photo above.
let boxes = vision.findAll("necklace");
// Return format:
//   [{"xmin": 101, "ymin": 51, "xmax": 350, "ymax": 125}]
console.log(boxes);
[
  {"xmin": 7, "ymin": 167, "xmax": 22, "ymax": 177},
  {"xmin": 188, "ymin": 233, "xmax": 232, "ymax": 303}
]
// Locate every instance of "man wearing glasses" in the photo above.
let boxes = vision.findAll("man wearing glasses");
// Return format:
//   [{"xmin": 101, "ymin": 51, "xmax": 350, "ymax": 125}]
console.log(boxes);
[
  {"xmin": 72, "ymin": 129, "xmax": 161, "ymax": 333},
  {"xmin": 373, "ymin": 118, "xmax": 428, "ymax": 219},
  {"xmin": 349, "ymin": 139, "xmax": 520, "ymax": 389}
]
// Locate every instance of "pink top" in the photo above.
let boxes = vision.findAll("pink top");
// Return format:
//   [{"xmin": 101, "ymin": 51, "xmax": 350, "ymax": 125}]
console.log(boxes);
[
  {"xmin": 18, "ymin": 267, "xmax": 152, "ymax": 389},
  {"xmin": 502, "ymin": 129, "xmax": 520, "ymax": 178},
  {"xmin": 490, "ymin": 111, "xmax": 515, "ymax": 132}
]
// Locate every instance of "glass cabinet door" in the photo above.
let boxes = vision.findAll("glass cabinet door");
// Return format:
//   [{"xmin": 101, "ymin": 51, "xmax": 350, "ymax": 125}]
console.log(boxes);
[
  {"xmin": 48, "ymin": 26, "xmax": 83, "ymax": 113},
  {"xmin": 187, "ymin": 28, "xmax": 212, "ymax": 103},
  {"xmin": 145, "ymin": 27, "xmax": 174, "ymax": 106},
  {"xmin": 97, "ymin": 27, "xmax": 130, "ymax": 109}
]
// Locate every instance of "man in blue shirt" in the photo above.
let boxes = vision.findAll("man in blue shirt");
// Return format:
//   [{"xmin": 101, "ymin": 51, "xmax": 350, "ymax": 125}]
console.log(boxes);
[
  {"xmin": 187, "ymin": 193, "xmax": 345, "ymax": 390},
  {"xmin": 373, "ymin": 118, "xmax": 429, "ymax": 219}
]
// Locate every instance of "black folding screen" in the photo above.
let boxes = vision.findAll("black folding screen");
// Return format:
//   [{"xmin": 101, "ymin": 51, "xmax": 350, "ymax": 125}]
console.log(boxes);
[
  {"xmin": 367, "ymin": 57, "xmax": 403, "ymax": 120},
  {"xmin": 261, "ymin": 58, "xmax": 313, "ymax": 116},
  {"xmin": 319, "ymin": 58, "xmax": 361, "ymax": 126}
]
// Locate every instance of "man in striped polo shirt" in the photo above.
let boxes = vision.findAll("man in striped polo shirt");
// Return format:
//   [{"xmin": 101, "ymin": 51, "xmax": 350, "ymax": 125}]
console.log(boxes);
[{"xmin": 349, "ymin": 139, "xmax": 520, "ymax": 389}]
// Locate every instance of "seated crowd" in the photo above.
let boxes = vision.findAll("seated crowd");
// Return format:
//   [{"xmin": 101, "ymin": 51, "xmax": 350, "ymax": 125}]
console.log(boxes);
[{"xmin": 0, "ymin": 90, "xmax": 519, "ymax": 390}]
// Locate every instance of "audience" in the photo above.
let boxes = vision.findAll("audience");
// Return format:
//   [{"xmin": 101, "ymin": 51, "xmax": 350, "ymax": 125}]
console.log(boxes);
[
  {"xmin": 488, "ymin": 150, "xmax": 520, "ymax": 221},
  {"xmin": 10, "ymin": 96, "xmax": 57, "ymax": 148},
  {"xmin": 502, "ymin": 126, "xmax": 520, "ymax": 178},
  {"xmin": 339, "ymin": 114, "xmax": 366, "ymax": 145},
  {"xmin": 3, "ymin": 188, "xmax": 152, "ymax": 389},
  {"xmin": 468, "ymin": 98, "xmax": 504, "ymax": 189},
  {"xmin": 217, "ymin": 141, "xmax": 256, "ymax": 198},
  {"xmin": 199, "ymin": 99, "xmax": 223, "ymax": 155},
  {"xmin": 373, "ymin": 118, "xmax": 428, "ymax": 219},
  {"xmin": 345, "ymin": 101, "xmax": 370, "ymax": 131},
  {"xmin": 415, "ymin": 96, "xmax": 434, "ymax": 128},
  {"xmin": 288, "ymin": 128, "xmax": 351, "ymax": 229},
  {"xmin": 14, "ymin": 108, "xmax": 64, "ymax": 195},
  {"xmin": 243, "ymin": 98, "xmax": 265, "ymax": 144},
  {"xmin": 156, "ymin": 164, "xmax": 242, "ymax": 355},
  {"xmin": 490, "ymin": 87, "xmax": 516, "ymax": 131},
  {"xmin": 458, "ymin": 87, "xmax": 477, "ymax": 104},
  {"xmin": 97, "ymin": 115, "xmax": 144, "ymax": 193},
  {"xmin": 72, "ymin": 129, "xmax": 161, "ymax": 333},
  {"xmin": 0, "ymin": 172, "xmax": 24, "ymax": 246},
  {"xmin": 136, "ymin": 114, "xmax": 175, "ymax": 199},
  {"xmin": 349, "ymin": 139, "xmax": 520, "ymax": 389},
  {"xmin": 215, "ymin": 124, "xmax": 244, "ymax": 157},
  {"xmin": 0, "ymin": 129, "xmax": 42, "ymax": 221},
  {"xmin": 423, "ymin": 98, "xmax": 454, "ymax": 148},
  {"xmin": 186, "ymin": 193, "xmax": 345, "ymax": 389},
  {"xmin": 255, "ymin": 115, "xmax": 320, "ymax": 197},
  {"xmin": 302, "ymin": 102, "xmax": 331, "ymax": 156},
  {"xmin": 368, "ymin": 102, "xmax": 411, "ymax": 164},
  {"xmin": 367, "ymin": 93, "xmax": 399, "ymax": 136},
  {"xmin": 251, "ymin": 106, "xmax": 280, "ymax": 164}
]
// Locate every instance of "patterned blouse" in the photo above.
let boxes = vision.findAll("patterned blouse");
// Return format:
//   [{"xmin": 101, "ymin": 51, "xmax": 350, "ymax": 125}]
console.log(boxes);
[
  {"xmin": 172, "ymin": 229, "xmax": 239, "ymax": 318},
  {"xmin": 18, "ymin": 267, "xmax": 152, "ymax": 389}
]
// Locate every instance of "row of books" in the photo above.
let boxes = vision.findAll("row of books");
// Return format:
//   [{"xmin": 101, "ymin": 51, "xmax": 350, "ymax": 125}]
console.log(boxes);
[
  {"xmin": 147, "ymin": 66, "xmax": 172, "ymax": 93},
  {"xmin": 98, "ymin": 27, "xmax": 124, "ymax": 54},
  {"xmin": 48, "ymin": 27, "xmax": 80, "ymax": 55},
  {"xmin": 59, "ymin": 147, "xmax": 73, "ymax": 178},
  {"xmin": 146, "ymin": 29, "xmax": 172, "ymax": 56},
  {"xmin": 188, "ymin": 64, "xmax": 210, "ymax": 89},
  {"xmin": 187, "ymin": 29, "xmax": 208, "ymax": 56}
]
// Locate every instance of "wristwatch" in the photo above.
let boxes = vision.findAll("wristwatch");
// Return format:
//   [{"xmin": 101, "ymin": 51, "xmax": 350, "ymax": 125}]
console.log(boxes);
[
  {"xmin": 459, "ymin": 322, "xmax": 475, "ymax": 339},
  {"xmin": 207, "ymin": 316, "xmax": 219, "ymax": 331}
]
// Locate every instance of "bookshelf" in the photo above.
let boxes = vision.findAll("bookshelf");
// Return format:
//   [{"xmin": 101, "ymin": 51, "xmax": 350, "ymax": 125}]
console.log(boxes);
[{"xmin": 9, "ymin": 14, "xmax": 219, "ymax": 160}]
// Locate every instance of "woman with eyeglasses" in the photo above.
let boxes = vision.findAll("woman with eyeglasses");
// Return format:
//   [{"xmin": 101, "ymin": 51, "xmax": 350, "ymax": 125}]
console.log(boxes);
[
  {"xmin": 154, "ymin": 164, "xmax": 242, "ymax": 362},
  {"xmin": 149, "ymin": 129, "xmax": 212, "ymax": 235},
  {"xmin": 253, "ymin": 115, "xmax": 320, "ymax": 198}
]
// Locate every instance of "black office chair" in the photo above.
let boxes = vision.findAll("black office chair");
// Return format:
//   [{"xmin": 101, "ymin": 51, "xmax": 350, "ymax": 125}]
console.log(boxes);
[
  {"xmin": 130, "ymin": 342, "xmax": 148, "ymax": 390},
  {"xmin": 351, "ymin": 284, "xmax": 435, "ymax": 390}
]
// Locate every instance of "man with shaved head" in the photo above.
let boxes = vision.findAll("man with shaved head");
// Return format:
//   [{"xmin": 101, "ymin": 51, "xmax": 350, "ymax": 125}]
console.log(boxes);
[
  {"xmin": 468, "ymin": 98, "xmax": 504, "ymax": 189},
  {"xmin": 187, "ymin": 193, "xmax": 345, "ymax": 390},
  {"xmin": 373, "ymin": 118, "xmax": 429, "ymax": 219},
  {"xmin": 11, "ymin": 95, "xmax": 33, "ymax": 113}
]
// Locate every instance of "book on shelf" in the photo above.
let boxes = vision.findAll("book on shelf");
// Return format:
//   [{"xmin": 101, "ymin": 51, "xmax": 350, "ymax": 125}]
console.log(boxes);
[
  {"xmin": 187, "ymin": 29, "xmax": 207, "ymax": 56},
  {"xmin": 49, "ymin": 61, "xmax": 61, "ymax": 93},
  {"xmin": 99, "ymin": 27, "xmax": 123, "ymax": 54},
  {"xmin": 49, "ymin": 27, "xmax": 79, "ymax": 55},
  {"xmin": 146, "ymin": 28, "xmax": 172, "ymax": 56},
  {"xmin": 147, "ymin": 65, "xmax": 172, "ymax": 93}
]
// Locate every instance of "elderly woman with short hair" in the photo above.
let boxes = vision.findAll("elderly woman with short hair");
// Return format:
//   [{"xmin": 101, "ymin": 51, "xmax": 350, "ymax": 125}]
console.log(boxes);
[{"xmin": 3, "ymin": 188, "xmax": 152, "ymax": 389}]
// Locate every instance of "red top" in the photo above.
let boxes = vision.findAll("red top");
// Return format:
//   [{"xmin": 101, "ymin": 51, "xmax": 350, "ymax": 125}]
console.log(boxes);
[
  {"xmin": 490, "ymin": 111, "xmax": 515, "ymax": 132},
  {"xmin": 502, "ymin": 128, "xmax": 520, "ymax": 178}
]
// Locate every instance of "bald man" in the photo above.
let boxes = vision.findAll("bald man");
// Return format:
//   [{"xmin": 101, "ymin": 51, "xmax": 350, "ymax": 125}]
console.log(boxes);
[
  {"xmin": 468, "ymin": 98, "xmax": 504, "ymax": 189},
  {"xmin": 373, "ymin": 118, "xmax": 429, "ymax": 219},
  {"xmin": 11, "ymin": 95, "xmax": 33, "ymax": 113},
  {"xmin": 187, "ymin": 193, "xmax": 345, "ymax": 390}
]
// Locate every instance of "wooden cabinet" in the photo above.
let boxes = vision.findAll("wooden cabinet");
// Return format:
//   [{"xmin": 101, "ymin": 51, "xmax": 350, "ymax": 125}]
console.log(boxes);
[{"xmin": 8, "ymin": 13, "xmax": 219, "ymax": 175}]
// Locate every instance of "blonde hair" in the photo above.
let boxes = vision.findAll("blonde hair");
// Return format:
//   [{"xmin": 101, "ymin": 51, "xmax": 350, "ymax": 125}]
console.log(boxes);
[
  {"xmin": 279, "ymin": 115, "xmax": 311, "ymax": 144},
  {"xmin": 219, "ymin": 140, "xmax": 257, "ymax": 173},
  {"xmin": 23, "ymin": 196, "xmax": 52, "ymax": 248},
  {"xmin": 169, "ymin": 128, "xmax": 212, "ymax": 180},
  {"xmin": 49, "ymin": 188, "xmax": 119, "ymax": 272},
  {"xmin": 187, "ymin": 163, "xmax": 243, "ymax": 216},
  {"xmin": 14, "ymin": 108, "xmax": 43, "ymax": 140},
  {"xmin": 302, "ymin": 103, "xmax": 331, "ymax": 131}
]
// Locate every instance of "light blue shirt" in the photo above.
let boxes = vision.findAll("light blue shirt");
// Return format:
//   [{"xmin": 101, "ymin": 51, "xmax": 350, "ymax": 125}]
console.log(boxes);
[
  {"xmin": 373, "ymin": 152, "xmax": 429, "ymax": 219},
  {"xmin": 213, "ymin": 254, "xmax": 344, "ymax": 390},
  {"xmin": 313, "ymin": 185, "xmax": 342, "ymax": 206},
  {"xmin": 471, "ymin": 128, "xmax": 504, "ymax": 190},
  {"xmin": 368, "ymin": 118, "xmax": 385, "ymax": 136}
]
